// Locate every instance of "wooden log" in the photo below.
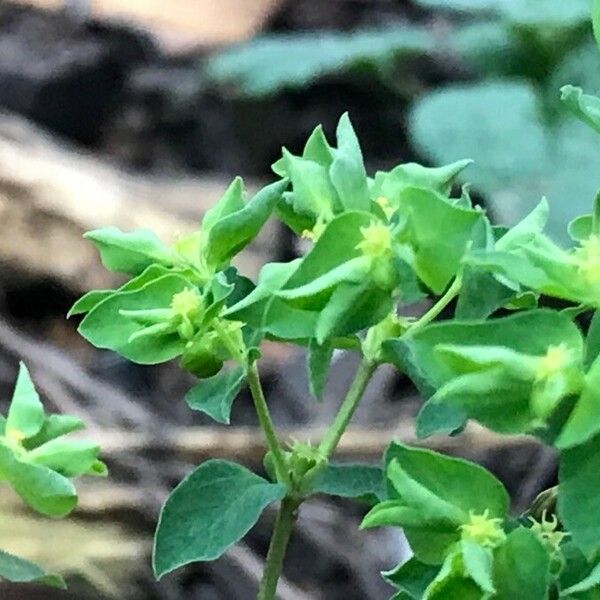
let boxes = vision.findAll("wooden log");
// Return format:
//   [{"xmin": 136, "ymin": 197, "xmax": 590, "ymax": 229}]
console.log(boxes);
[{"xmin": 0, "ymin": 112, "xmax": 273, "ymax": 291}]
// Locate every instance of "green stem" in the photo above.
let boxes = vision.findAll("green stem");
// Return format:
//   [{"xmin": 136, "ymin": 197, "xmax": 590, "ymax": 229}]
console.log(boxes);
[
  {"xmin": 257, "ymin": 497, "xmax": 300, "ymax": 600},
  {"xmin": 406, "ymin": 275, "xmax": 462, "ymax": 337},
  {"xmin": 318, "ymin": 357, "xmax": 376, "ymax": 458},
  {"xmin": 246, "ymin": 361, "xmax": 291, "ymax": 487}
]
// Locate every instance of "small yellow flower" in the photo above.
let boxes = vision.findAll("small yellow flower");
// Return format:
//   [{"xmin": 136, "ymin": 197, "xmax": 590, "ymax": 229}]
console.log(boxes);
[
  {"xmin": 6, "ymin": 428, "xmax": 26, "ymax": 444},
  {"xmin": 356, "ymin": 222, "xmax": 392, "ymax": 258},
  {"xmin": 375, "ymin": 196, "xmax": 395, "ymax": 220},
  {"xmin": 573, "ymin": 235, "xmax": 600, "ymax": 285},
  {"xmin": 171, "ymin": 288, "xmax": 202, "ymax": 319},
  {"xmin": 460, "ymin": 510, "xmax": 506, "ymax": 548},
  {"xmin": 536, "ymin": 344, "xmax": 571, "ymax": 381},
  {"xmin": 301, "ymin": 220, "xmax": 327, "ymax": 242}
]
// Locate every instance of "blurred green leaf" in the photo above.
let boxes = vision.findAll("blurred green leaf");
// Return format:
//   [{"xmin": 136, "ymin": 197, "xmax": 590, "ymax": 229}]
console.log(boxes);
[
  {"xmin": 206, "ymin": 27, "xmax": 433, "ymax": 96},
  {"xmin": 311, "ymin": 463, "xmax": 386, "ymax": 504},
  {"xmin": 0, "ymin": 550, "xmax": 65, "ymax": 589},
  {"xmin": 410, "ymin": 82, "xmax": 600, "ymax": 241}
]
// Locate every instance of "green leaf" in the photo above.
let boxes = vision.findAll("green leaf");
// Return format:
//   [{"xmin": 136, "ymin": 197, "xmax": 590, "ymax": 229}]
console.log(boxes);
[
  {"xmin": 205, "ymin": 27, "xmax": 432, "ymax": 96},
  {"xmin": 384, "ymin": 443, "xmax": 509, "ymax": 518},
  {"xmin": 6, "ymin": 363, "xmax": 44, "ymax": 439},
  {"xmin": 559, "ymin": 432, "xmax": 600, "ymax": 557},
  {"xmin": 569, "ymin": 215, "xmax": 594, "ymax": 242},
  {"xmin": 84, "ymin": 227, "xmax": 176, "ymax": 275},
  {"xmin": 311, "ymin": 463, "xmax": 386, "ymax": 504},
  {"xmin": 557, "ymin": 354, "xmax": 600, "ymax": 448},
  {"xmin": 79, "ymin": 274, "xmax": 191, "ymax": 364},
  {"xmin": 363, "ymin": 443, "xmax": 508, "ymax": 564},
  {"xmin": 315, "ymin": 281, "xmax": 393, "ymax": 344},
  {"xmin": 493, "ymin": 528, "xmax": 550, "ymax": 600},
  {"xmin": 395, "ymin": 187, "xmax": 481, "ymax": 293},
  {"xmin": 153, "ymin": 460, "xmax": 285, "ymax": 578},
  {"xmin": 201, "ymin": 177, "xmax": 245, "ymax": 235},
  {"xmin": 384, "ymin": 557, "xmax": 438, "ymax": 598},
  {"xmin": 0, "ymin": 550, "xmax": 66, "ymax": 589},
  {"xmin": 423, "ymin": 550, "xmax": 481, "ymax": 599},
  {"xmin": 385, "ymin": 310, "xmax": 585, "ymax": 436},
  {"xmin": 206, "ymin": 179, "xmax": 288, "ymax": 267},
  {"xmin": 68, "ymin": 290, "xmax": 114, "ymax": 317},
  {"xmin": 562, "ymin": 562, "xmax": 600, "ymax": 596},
  {"xmin": 410, "ymin": 81, "xmax": 600, "ymax": 242},
  {"xmin": 185, "ymin": 366, "xmax": 246, "ymax": 424},
  {"xmin": 27, "ymin": 438, "xmax": 102, "ymax": 477},
  {"xmin": 23, "ymin": 414, "xmax": 86, "ymax": 450},
  {"xmin": 280, "ymin": 211, "xmax": 373, "ymax": 308},
  {"xmin": 307, "ymin": 339, "xmax": 333, "ymax": 400},
  {"xmin": 329, "ymin": 114, "xmax": 370, "ymax": 212},
  {"xmin": 68, "ymin": 264, "xmax": 173, "ymax": 318},
  {"xmin": 282, "ymin": 150, "xmax": 338, "ymax": 221},
  {"xmin": 0, "ymin": 444, "xmax": 77, "ymax": 517},
  {"xmin": 461, "ymin": 540, "xmax": 494, "ymax": 594},
  {"xmin": 372, "ymin": 159, "xmax": 472, "ymax": 200},
  {"xmin": 561, "ymin": 86, "xmax": 600, "ymax": 136},
  {"xmin": 455, "ymin": 268, "xmax": 515, "ymax": 320}
]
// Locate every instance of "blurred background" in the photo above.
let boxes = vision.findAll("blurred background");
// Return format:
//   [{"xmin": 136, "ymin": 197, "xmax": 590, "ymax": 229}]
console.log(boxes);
[{"xmin": 0, "ymin": 0, "xmax": 598, "ymax": 598}]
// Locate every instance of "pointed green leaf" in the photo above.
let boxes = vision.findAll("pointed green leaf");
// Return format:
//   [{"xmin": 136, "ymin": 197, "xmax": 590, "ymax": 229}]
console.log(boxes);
[
  {"xmin": 68, "ymin": 264, "xmax": 172, "ymax": 318},
  {"xmin": 0, "ymin": 444, "xmax": 77, "ymax": 517},
  {"xmin": 153, "ymin": 460, "xmax": 285, "ymax": 578},
  {"xmin": 206, "ymin": 179, "xmax": 288, "ymax": 266},
  {"xmin": 201, "ymin": 177, "xmax": 245, "ymax": 235},
  {"xmin": 185, "ymin": 366, "xmax": 246, "ymax": 424},
  {"xmin": 27, "ymin": 438, "xmax": 102, "ymax": 477},
  {"xmin": 0, "ymin": 550, "xmax": 66, "ymax": 589},
  {"xmin": 462, "ymin": 540, "xmax": 494, "ymax": 594},
  {"xmin": 84, "ymin": 227, "xmax": 176, "ymax": 275},
  {"xmin": 23, "ymin": 414, "xmax": 86, "ymax": 450},
  {"xmin": 7, "ymin": 363, "xmax": 44, "ymax": 439},
  {"xmin": 79, "ymin": 274, "xmax": 190, "ymax": 364}
]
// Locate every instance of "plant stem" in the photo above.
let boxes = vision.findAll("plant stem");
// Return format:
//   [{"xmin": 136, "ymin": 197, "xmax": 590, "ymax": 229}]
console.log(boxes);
[
  {"xmin": 406, "ymin": 275, "xmax": 462, "ymax": 337},
  {"xmin": 246, "ymin": 361, "xmax": 290, "ymax": 487},
  {"xmin": 257, "ymin": 497, "xmax": 300, "ymax": 600},
  {"xmin": 318, "ymin": 357, "xmax": 376, "ymax": 458}
]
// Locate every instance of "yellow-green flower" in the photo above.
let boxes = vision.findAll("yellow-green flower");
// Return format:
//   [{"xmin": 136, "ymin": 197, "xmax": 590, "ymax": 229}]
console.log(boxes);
[
  {"xmin": 356, "ymin": 222, "xmax": 393, "ymax": 258},
  {"xmin": 460, "ymin": 510, "xmax": 506, "ymax": 548}
]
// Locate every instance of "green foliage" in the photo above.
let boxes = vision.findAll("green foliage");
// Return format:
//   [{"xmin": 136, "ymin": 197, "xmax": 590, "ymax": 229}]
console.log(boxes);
[
  {"xmin": 205, "ymin": 27, "xmax": 433, "ymax": 96},
  {"xmin": 73, "ymin": 65, "xmax": 600, "ymax": 597},
  {"xmin": 153, "ymin": 460, "xmax": 285, "ymax": 578},
  {"xmin": 0, "ymin": 364, "xmax": 104, "ymax": 591}
]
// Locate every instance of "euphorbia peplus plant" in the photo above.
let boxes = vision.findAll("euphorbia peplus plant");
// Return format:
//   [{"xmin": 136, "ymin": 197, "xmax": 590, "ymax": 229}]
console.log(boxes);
[
  {"xmin": 72, "ymin": 22, "xmax": 600, "ymax": 598},
  {"xmin": 0, "ymin": 363, "xmax": 105, "ymax": 589}
]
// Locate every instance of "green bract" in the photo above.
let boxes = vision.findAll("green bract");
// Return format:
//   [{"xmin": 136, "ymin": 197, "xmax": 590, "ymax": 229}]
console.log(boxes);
[{"xmin": 73, "ymin": 62, "xmax": 600, "ymax": 598}]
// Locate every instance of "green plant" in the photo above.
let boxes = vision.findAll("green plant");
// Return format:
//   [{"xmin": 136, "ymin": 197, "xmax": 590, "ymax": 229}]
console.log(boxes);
[
  {"xmin": 72, "ymin": 17, "xmax": 600, "ymax": 595},
  {"xmin": 0, "ymin": 363, "xmax": 105, "ymax": 589}
]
